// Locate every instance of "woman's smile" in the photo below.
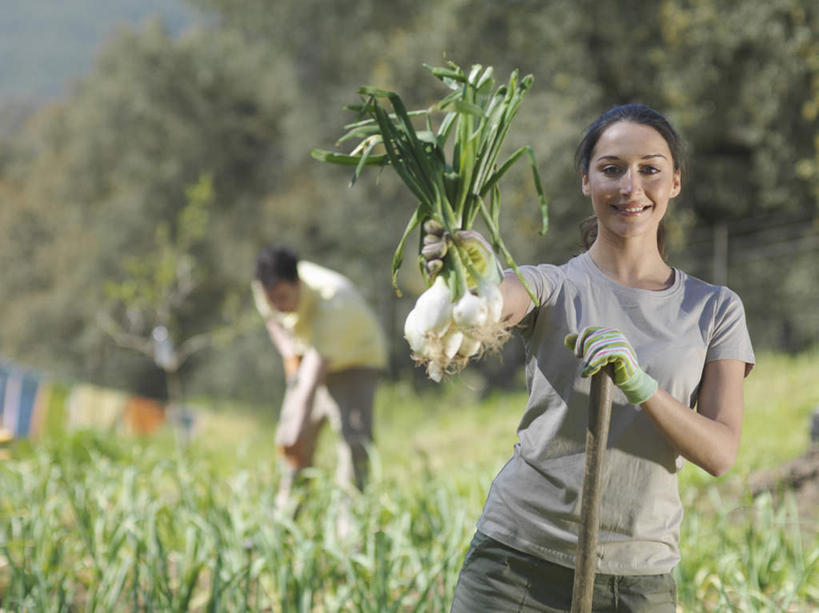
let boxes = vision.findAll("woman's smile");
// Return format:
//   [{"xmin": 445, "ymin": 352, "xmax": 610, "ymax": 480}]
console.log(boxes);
[{"xmin": 611, "ymin": 202, "xmax": 654, "ymax": 216}]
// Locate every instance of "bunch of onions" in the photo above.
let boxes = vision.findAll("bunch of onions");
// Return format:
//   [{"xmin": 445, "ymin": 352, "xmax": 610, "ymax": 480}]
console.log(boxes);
[
  {"xmin": 402, "ymin": 224, "xmax": 507, "ymax": 380},
  {"xmin": 312, "ymin": 62, "xmax": 549, "ymax": 380}
]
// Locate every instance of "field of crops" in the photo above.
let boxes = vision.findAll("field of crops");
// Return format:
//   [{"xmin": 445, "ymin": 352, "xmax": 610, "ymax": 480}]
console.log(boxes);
[{"xmin": 1, "ymin": 349, "xmax": 818, "ymax": 611}]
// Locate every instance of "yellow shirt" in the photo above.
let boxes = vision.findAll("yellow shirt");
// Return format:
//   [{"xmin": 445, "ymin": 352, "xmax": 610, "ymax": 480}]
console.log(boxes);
[{"xmin": 252, "ymin": 261, "xmax": 387, "ymax": 372}]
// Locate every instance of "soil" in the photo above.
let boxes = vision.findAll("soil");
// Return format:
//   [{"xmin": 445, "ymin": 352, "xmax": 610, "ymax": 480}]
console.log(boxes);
[{"xmin": 748, "ymin": 445, "xmax": 819, "ymax": 526}]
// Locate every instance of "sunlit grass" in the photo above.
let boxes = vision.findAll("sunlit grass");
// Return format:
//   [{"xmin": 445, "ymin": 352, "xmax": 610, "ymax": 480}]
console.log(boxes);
[
  {"xmin": 0, "ymin": 349, "xmax": 816, "ymax": 611},
  {"xmin": 738, "ymin": 349, "xmax": 819, "ymax": 467}
]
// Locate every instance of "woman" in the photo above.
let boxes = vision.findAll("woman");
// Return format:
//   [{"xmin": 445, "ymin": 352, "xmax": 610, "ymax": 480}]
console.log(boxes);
[{"xmin": 449, "ymin": 104, "xmax": 755, "ymax": 612}]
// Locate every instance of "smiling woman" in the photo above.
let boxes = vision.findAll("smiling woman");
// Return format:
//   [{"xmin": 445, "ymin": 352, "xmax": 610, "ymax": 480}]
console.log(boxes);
[
  {"xmin": 575, "ymin": 105, "xmax": 686, "ymax": 262},
  {"xmin": 584, "ymin": 123, "xmax": 680, "ymax": 234},
  {"xmin": 580, "ymin": 121, "xmax": 681, "ymax": 289},
  {"xmin": 447, "ymin": 103, "xmax": 755, "ymax": 613}
]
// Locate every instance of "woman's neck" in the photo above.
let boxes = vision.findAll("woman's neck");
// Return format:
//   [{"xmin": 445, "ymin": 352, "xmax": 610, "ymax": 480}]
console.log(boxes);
[{"xmin": 588, "ymin": 236, "xmax": 674, "ymax": 290}]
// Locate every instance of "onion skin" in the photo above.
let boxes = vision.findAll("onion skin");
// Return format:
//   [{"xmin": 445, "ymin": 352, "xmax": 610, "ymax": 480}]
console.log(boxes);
[
  {"xmin": 412, "ymin": 276, "xmax": 452, "ymax": 335},
  {"xmin": 441, "ymin": 326, "xmax": 464, "ymax": 360},
  {"xmin": 458, "ymin": 334, "xmax": 482, "ymax": 357},
  {"xmin": 403, "ymin": 307, "xmax": 426, "ymax": 354},
  {"xmin": 479, "ymin": 281, "xmax": 504, "ymax": 323},
  {"xmin": 453, "ymin": 291, "xmax": 488, "ymax": 328}
]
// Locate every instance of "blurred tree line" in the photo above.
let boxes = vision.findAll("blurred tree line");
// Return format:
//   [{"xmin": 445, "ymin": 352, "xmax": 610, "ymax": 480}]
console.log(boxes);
[{"xmin": 0, "ymin": 0, "xmax": 816, "ymax": 407}]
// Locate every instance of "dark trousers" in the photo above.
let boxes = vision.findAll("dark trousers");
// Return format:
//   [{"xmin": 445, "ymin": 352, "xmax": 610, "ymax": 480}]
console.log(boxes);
[{"xmin": 451, "ymin": 531, "xmax": 676, "ymax": 613}]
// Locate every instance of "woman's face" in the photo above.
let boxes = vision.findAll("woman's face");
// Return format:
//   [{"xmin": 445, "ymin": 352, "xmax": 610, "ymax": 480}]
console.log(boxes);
[{"xmin": 582, "ymin": 121, "xmax": 681, "ymax": 244}]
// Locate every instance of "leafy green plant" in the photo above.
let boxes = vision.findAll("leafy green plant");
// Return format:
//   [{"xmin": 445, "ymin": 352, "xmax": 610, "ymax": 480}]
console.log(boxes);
[
  {"xmin": 312, "ymin": 61, "xmax": 548, "ymax": 301},
  {"xmin": 313, "ymin": 61, "xmax": 551, "ymax": 379},
  {"xmin": 1, "ymin": 351, "xmax": 817, "ymax": 611}
]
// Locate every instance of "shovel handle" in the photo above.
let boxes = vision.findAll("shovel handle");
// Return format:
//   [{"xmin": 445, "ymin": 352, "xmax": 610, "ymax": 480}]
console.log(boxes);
[{"xmin": 570, "ymin": 367, "xmax": 615, "ymax": 613}]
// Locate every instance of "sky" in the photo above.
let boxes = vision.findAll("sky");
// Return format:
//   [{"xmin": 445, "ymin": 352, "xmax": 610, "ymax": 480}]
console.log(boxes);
[{"xmin": 0, "ymin": 0, "xmax": 199, "ymax": 100}]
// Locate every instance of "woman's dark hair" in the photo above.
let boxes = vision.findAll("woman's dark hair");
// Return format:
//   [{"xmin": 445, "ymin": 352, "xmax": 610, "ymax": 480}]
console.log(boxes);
[
  {"xmin": 575, "ymin": 104, "xmax": 685, "ymax": 255},
  {"xmin": 255, "ymin": 245, "xmax": 300, "ymax": 290}
]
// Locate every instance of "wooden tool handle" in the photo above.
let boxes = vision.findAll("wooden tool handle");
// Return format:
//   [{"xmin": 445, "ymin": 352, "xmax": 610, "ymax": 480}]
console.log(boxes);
[{"xmin": 571, "ymin": 367, "xmax": 615, "ymax": 613}]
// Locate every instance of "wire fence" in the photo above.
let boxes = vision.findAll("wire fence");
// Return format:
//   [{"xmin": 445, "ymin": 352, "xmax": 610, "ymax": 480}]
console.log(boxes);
[{"xmin": 668, "ymin": 213, "xmax": 819, "ymax": 352}]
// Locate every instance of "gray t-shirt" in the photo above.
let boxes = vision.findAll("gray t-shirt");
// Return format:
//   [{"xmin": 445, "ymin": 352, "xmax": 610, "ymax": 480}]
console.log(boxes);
[{"xmin": 476, "ymin": 252, "xmax": 755, "ymax": 575}]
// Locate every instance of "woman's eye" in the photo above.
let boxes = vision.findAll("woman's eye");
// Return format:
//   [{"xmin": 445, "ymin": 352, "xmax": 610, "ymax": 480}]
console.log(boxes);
[
  {"xmin": 601, "ymin": 165, "xmax": 621, "ymax": 176},
  {"xmin": 640, "ymin": 166, "xmax": 660, "ymax": 175}
]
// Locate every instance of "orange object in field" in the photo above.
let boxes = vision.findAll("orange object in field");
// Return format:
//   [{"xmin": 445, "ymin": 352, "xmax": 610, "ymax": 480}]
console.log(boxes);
[{"xmin": 121, "ymin": 395, "xmax": 166, "ymax": 435}]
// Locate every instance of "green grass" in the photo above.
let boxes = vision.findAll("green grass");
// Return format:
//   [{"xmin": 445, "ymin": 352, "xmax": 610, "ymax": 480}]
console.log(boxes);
[
  {"xmin": 0, "ymin": 349, "xmax": 817, "ymax": 611},
  {"xmin": 737, "ymin": 351, "xmax": 819, "ymax": 467}
]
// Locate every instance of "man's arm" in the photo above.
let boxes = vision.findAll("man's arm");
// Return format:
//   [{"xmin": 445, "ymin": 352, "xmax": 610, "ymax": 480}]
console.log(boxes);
[
  {"xmin": 285, "ymin": 347, "xmax": 329, "ymax": 436},
  {"xmin": 264, "ymin": 319, "xmax": 302, "ymax": 379}
]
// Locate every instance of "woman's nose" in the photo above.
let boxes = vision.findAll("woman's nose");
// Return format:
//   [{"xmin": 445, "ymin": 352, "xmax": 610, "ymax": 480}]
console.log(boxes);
[{"xmin": 619, "ymin": 169, "xmax": 640, "ymax": 195}]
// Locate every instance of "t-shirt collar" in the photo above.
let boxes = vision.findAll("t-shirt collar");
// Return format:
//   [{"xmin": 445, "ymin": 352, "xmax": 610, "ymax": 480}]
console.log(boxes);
[{"xmin": 579, "ymin": 251, "xmax": 683, "ymax": 300}]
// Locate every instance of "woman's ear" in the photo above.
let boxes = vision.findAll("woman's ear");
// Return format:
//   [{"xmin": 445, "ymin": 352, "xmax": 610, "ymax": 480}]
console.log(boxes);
[
  {"xmin": 581, "ymin": 172, "xmax": 590, "ymax": 196},
  {"xmin": 670, "ymin": 169, "xmax": 682, "ymax": 198}
]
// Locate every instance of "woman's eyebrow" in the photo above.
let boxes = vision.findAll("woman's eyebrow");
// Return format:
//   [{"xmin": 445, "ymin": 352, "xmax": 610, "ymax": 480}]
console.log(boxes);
[{"xmin": 595, "ymin": 153, "xmax": 668, "ymax": 162}]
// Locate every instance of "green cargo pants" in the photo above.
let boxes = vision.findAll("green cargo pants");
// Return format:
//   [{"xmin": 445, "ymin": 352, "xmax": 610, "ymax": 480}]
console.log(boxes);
[{"xmin": 451, "ymin": 531, "xmax": 676, "ymax": 613}]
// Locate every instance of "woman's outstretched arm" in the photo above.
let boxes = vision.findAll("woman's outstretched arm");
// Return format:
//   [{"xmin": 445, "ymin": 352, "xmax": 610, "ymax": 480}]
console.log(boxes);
[{"xmin": 499, "ymin": 271, "xmax": 535, "ymax": 327}]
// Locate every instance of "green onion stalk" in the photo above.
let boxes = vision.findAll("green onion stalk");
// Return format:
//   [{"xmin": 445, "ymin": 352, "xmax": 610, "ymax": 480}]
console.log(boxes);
[{"xmin": 312, "ymin": 61, "xmax": 549, "ymax": 380}]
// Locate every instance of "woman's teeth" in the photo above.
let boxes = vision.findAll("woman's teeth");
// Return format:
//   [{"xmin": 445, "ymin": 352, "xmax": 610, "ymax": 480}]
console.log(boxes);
[{"xmin": 615, "ymin": 204, "xmax": 651, "ymax": 215}]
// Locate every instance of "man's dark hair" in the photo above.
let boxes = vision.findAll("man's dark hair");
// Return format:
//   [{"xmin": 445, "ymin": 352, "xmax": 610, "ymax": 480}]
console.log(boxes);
[{"xmin": 255, "ymin": 245, "xmax": 300, "ymax": 290}]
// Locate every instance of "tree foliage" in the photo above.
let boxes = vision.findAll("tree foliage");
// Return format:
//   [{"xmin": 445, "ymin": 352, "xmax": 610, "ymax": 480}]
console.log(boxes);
[{"xmin": 0, "ymin": 0, "xmax": 816, "ymax": 402}]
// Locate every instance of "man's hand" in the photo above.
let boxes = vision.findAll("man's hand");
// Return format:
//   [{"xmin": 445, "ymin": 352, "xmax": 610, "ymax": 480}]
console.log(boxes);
[
  {"xmin": 283, "ymin": 355, "xmax": 302, "ymax": 381},
  {"xmin": 564, "ymin": 326, "xmax": 658, "ymax": 405},
  {"xmin": 287, "ymin": 348, "xmax": 328, "ymax": 433}
]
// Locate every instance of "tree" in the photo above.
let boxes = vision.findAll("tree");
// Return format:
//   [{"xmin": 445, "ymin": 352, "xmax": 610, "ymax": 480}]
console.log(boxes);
[
  {"xmin": 0, "ymin": 19, "xmax": 293, "ymax": 398},
  {"xmin": 97, "ymin": 174, "xmax": 254, "ymax": 403},
  {"xmin": 653, "ymin": 0, "xmax": 819, "ymax": 350},
  {"xmin": 1, "ymin": 1, "xmax": 816, "ymax": 404}
]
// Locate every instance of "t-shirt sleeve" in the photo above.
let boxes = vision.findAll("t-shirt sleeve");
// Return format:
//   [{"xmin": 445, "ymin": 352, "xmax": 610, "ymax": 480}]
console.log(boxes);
[
  {"xmin": 513, "ymin": 264, "xmax": 562, "ymax": 333},
  {"xmin": 707, "ymin": 287, "xmax": 755, "ymax": 376},
  {"xmin": 515, "ymin": 264, "xmax": 562, "ymax": 308}
]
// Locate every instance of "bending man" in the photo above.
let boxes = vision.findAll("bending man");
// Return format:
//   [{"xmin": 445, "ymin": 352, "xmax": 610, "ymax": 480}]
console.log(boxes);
[{"xmin": 252, "ymin": 245, "xmax": 388, "ymax": 509}]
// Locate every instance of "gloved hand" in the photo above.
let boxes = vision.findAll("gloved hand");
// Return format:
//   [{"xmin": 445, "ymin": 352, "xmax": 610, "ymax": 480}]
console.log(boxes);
[
  {"xmin": 564, "ymin": 326, "xmax": 658, "ymax": 405},
  {"xmin": 420, "ymin": 219, "xmax": 503, "ymax": 287},
  {"xmin": 420, "ymin": 219, "xmax": 448, "ymax": 279},
  {"xmin": 454, "ymin": 229, "xmax": 504, "ymax": 287}
]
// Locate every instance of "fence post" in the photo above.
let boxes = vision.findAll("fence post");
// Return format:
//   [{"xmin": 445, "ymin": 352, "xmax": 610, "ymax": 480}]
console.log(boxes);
[{"xmin": 712, "ymin": 222, "xmax": 728, "ymax": 285}]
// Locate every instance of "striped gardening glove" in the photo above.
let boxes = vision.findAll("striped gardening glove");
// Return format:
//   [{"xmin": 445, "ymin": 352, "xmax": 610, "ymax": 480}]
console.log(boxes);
[{"xmin": 564, "ymin": 326, "xmax": 658, "ymax": 405}]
